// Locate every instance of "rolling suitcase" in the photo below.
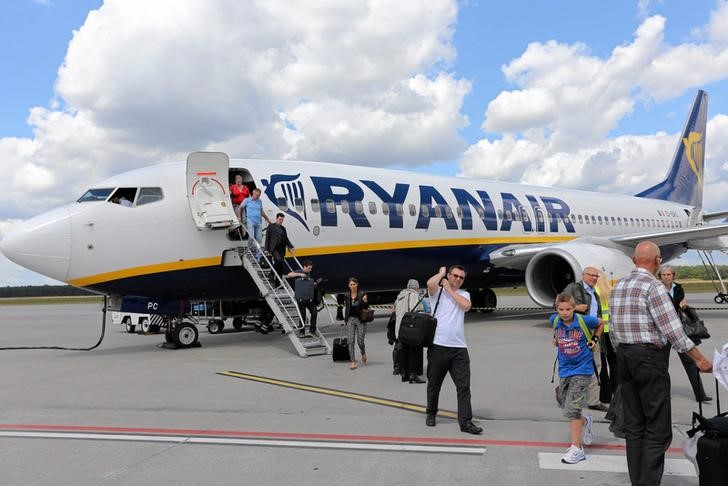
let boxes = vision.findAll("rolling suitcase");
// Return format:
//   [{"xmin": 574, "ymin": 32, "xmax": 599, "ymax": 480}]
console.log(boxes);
[
  {"xmin": 295, "ymin": 277, "xmax": 315, "ymax": 304},
  {"xmin": 332, "ymin": 327, "xmax": 350, "ymax": 362},
  {"xmin": 692, "ymin": 379, "xmax": 728, "ymax": 485}
]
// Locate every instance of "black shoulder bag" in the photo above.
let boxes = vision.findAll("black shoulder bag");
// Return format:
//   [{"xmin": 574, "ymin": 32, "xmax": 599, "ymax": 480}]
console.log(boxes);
[{"xmin": 398, "ymin": 290, "xmax": 443, "ymax": 348}]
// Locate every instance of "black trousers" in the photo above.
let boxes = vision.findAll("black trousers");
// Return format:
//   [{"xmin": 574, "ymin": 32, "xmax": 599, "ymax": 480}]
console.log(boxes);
[
  {"xmin": 298, "ymin": 301, "xmax": 318, "ymax": 332},
  {"xmin": 617, "ymin": 344, "xmax": 672, "ymax": 486},
  {"xmin": 677, "ymin": 351, "xmax": 707, "ymax": 400},
  {"xmin": 601, "ymin": 331, "xmax": 618, "ymax": 401},
  {"xmin": 426, "ymin": 345, "xmax": 473, "ymax": 426},
  {"xmin": 399, "ymin": 341, "xmax": 423, "ymax": 377}
]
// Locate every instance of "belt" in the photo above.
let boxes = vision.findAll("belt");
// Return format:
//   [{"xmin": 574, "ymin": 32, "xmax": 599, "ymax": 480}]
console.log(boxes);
[{"xmin": 620, "ymin": 343, "xmax": 662, "ymax": 351}]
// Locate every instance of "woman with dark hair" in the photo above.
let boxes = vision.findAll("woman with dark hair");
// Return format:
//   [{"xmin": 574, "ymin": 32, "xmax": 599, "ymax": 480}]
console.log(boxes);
[
  {"xmin": 659, "ymin": 265, "xmax": 711, "ymax": 402},
  {"xmin": 344, "ymin": 277, "xmax": 368, "ymax": 370}
]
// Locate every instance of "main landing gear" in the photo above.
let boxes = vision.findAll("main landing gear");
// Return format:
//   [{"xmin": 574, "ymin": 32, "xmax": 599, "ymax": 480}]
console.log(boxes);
[
  {"xmin": 469, "ymin": 288, "xmax": 497, "ymax": 313},
  {"xmin": 163, "ymin": 318, "xmax": 201, "ymax": 349}
]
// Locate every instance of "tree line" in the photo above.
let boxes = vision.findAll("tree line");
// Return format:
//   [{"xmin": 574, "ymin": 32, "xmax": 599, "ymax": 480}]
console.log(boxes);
[{"xmin": 0, "ymin": 285, "xmax": 95, "ymax": 298}]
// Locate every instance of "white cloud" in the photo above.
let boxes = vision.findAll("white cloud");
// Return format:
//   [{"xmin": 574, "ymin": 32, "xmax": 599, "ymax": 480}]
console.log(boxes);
[
  {"xmin": 0, "ymin": 0, "xmax": 465, "ymax": 222},
  {"xmin": 462, "ymin": 7, "xmax": 728, "ymax": 213}
]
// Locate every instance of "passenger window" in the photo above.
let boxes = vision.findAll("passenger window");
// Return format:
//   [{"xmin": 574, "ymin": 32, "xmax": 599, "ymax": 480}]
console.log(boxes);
[
  {"xmin": 368, "ymin": 201, "xmax": 377, "ymax": 214},
  {"xmin": 611, "ymin": 217, "xmax": 616, "ymax": 225},
  {"xmin": 434, "ymin": 206, "xmax": 442, "ymax": 218},
  {"xmin": 382, "ymin": 203, "xmax": 390, "ymax": 215},
  {"xmin": 396, "ymin": 203, "xmax": 404, "ymax": 217},
  {"xmin": 326, "ymin": 199, "xmax": 335, "ymax": 213},
  {"xmin": 137, "ymin": 187, "xmax": 164, "ymax": 206},
  {"xmin": 477, "ymin": 207, "xmax": 485, "ymax": 218},
  {"xmin": 598, "ymin": 216, "xmax": 603, "ymax": 224},
  {"xmin": 505, "ymin": 210, "xmax": 512, "ymax": 221},
  {"xmin": 456, "ymin": 206, "xmax": 463, "ymax": 218},
  {"xmin": 570, "ymin": 214, "xmax": 576, "ymax": 223},
  {"xmin": 410, "ymin": 204, "xmax": 417, "ymax": 217},
  {"xmin": 605, "ymin": 217, "xmax": 610, "ymax": 226},
  {"xmin": 497, "ymin": 209, "xmax": 503, "ymax": 219},
  {"xmin": 341, "ymin": 202, "xmax": 349, "ymax": 214},
  {"xmin": 421, "ymin": 205, "xmax": 430, "ymax": 217},
  {"xmin": 354, "ymin": 201, "xmax": 364, "ymax": 215},
  {"xmin": 578, "ymin": 215, "xmax": 583, "ymax": 224},
  {"xmin": 521, "ymin": 208, "xmax": 530, "ymax": 222},
  {"xmin": 591, "ymin": 215, "xmax": 596, "ymax": 224},
  {"xmin": 277, "ymin": 197, "xmax": 288, "ymax": 211},
  {"xmin": 311, "ymin": 199, "xmax": 320, "ymax": 212},
  {"xmin": 294, "ymin": 198, "xmax": 304, "ymax": 212}
]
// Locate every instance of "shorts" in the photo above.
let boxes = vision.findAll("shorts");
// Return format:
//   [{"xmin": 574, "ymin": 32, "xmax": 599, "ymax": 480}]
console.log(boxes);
[{"xmin": 557, "ymin": 374, "xmax": 590, "ymax": 420}]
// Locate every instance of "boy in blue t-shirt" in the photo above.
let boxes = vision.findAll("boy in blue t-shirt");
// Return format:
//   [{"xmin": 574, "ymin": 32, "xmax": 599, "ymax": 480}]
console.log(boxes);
[{"xmin": 551, "ymin": 293, "xmax": 604, "ymax": 464}]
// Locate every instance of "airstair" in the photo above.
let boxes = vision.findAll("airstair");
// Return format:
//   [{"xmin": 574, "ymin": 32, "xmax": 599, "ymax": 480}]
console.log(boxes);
[
  {"xmin": 222, "ymin": 237, "xmax": 331, "ymax": 358},
  {"xmin": 696, "ymin": 249, "xmax": 728, "ymax": 304}
]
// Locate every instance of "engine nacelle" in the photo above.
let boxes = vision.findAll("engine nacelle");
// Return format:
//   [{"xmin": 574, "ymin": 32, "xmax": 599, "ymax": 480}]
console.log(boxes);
[{"xmin": 524, "ymin": 242, "xmax": 634, "ymax": 307}]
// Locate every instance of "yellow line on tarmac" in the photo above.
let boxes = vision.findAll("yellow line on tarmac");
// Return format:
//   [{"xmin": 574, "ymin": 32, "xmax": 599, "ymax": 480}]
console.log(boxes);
[{"xmin": 218, "ymin": 371, "xmax": 459, "ymax": 419}]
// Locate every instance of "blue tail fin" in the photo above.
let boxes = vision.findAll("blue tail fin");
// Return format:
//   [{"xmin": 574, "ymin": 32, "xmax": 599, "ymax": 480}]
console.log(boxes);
[{"xmin": 636, "ymin": 90, "xmax": 708, "ymax": 208}]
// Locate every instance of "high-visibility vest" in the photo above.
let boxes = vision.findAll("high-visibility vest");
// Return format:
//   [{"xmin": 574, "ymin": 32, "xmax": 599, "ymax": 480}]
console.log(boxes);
[{"xmin": 595, "ymin": 288, "xmax": 610, "ymax": 333}]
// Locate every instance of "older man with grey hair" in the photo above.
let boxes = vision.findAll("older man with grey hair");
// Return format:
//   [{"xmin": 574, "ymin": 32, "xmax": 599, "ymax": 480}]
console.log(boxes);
[{"xmin": 394, "ymin": 279, "xmax": 426, "ymax": 384}]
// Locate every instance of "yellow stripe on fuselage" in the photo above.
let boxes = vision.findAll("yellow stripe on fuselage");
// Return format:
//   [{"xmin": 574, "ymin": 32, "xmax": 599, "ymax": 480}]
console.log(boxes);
[
  {"xmin": 68, "ymin": 256, "xmax": 222, "ymax": 287},
  {"xmin": 66, "ymin": 235, "xmax": 575, "ymax": 286}
]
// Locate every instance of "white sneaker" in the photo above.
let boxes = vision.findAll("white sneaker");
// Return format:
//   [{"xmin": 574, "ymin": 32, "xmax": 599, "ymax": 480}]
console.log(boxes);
[
  {"xmin": 581, "ymin": 413, "xmax": 594, "ymax": 446},
  {"xmin": 561, "ymin": 445, "xmax": 586, "ymax": 464}
]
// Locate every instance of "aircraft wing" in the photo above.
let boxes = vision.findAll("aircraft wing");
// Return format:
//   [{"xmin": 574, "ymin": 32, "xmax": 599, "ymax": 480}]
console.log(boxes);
[
  {"xmin": 610, "ymin": 223, "xmax": 728, "ymax": 248},
  {"xmin": 701, "ymin": 210, "xmax": 728, "ymax": 222}
]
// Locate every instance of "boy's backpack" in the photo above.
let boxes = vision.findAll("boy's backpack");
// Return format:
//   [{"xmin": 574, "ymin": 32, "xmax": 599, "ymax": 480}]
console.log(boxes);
[{"xmin": 550, "ymin": 314, "xmax": 599, "ymax": 384}]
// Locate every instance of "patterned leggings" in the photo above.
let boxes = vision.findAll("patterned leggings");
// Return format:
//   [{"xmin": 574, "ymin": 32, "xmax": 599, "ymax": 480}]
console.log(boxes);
[{"xmin": 347, "ymin": 317, "xmax": 367, "ymax": 360}]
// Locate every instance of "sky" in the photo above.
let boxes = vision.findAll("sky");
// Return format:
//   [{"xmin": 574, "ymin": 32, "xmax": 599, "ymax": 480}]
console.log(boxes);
[{"xmin": 1, "ymin": 0, "xmax": 728, "ymax": 286}]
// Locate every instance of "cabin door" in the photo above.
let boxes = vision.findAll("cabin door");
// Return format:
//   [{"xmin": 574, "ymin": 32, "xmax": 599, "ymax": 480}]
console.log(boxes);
[{"xmin": 186, "ymin": 152, "xmax": 237, "ymax": 230}]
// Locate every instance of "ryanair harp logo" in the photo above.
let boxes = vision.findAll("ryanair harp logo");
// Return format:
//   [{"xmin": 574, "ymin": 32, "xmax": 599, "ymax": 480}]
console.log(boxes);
[
  {"xmin": 261, "ymin": 173, "xmax": 310, "ymax": 232},
  {"xmin": 683, "ymin": 131, "xmax": 703, "ymax": 184}
]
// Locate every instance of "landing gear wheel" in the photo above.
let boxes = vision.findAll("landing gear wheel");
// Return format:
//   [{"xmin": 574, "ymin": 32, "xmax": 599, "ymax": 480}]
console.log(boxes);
[
  {"xmin": 207, "ymin": 319, "xmax": 224, "ymax": 334},
  {"xmin": 123, "ymin": 317, "xmax": 136, "ymax": 333},
  {"xmin": 232, "ymin": 317, "xmax": 244, "ymax": 330},
  {"xmin": 174, "ymin": 322, "xmax": 199, "ymax": 348},
  {"xmin": 481, "ymin": 288, "xmax": 497, "ymax": 313},
  {"xmin": 140, "ymin": 317, "xmax": 151, "ymax": 333},
  {"xmin": 715, "ymin": 294, "xmax": 726, "ymax": 304}
]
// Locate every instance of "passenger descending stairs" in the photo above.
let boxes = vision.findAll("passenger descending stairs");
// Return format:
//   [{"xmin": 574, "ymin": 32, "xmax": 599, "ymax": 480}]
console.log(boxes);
[{"xmin": 222, "ymin": 245, "xmax": 331, "ymax": 358}]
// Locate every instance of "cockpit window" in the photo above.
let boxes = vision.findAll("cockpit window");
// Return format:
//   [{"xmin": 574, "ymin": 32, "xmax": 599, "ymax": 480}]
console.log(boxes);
[
  {"xmin": 77, "ymin": 188, "xmax": 114, "ymax": 202},
  {"xmin": 109, "ymin": 188, "xmax": 138, "ymax": 207},
  {"xmin": 137, "ymin": 187, "xmax": 164, "ymax": 206}
]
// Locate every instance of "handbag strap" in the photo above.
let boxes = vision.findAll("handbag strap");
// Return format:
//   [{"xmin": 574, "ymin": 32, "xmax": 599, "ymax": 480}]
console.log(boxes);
[
  {"xmin": 432, "ymin": 288, "xmax": 444, "ymax": 315},
  {"xmin": 409, "ymin": 293, "xmax": 427, "ymax": 313}
]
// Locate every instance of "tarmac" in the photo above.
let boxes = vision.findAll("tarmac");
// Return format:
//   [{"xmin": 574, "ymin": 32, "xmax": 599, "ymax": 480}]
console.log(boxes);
[{"xmin": 0, "ymin": 293, "xmax": 726, "ymax": 486}]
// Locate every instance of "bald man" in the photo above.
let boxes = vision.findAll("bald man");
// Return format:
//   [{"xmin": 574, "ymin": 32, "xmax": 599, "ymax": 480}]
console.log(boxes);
[
  {"xmin": 562, "ymin": 266, "xmax": 608, "ymax": 412},
  {"xmin": 610, "ymin": 241, "xmax": 712, "ymax": 486}
]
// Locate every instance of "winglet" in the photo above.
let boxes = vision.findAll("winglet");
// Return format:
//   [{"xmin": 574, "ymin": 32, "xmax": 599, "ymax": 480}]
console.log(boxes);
[{"xmin": 636, "ymin": 90, "xmax": 708, "ymax": 208}]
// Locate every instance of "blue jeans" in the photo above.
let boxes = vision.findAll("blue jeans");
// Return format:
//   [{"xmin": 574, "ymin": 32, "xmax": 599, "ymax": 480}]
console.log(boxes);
[{"xmin": 246, "ymin": 220, "xmax": 262, "ymax": 258}]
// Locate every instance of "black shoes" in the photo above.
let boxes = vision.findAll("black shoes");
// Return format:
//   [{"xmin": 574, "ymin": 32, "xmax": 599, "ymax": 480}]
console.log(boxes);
[
  {"xmin": 460, "ymin": 420, "xmax": 483, "ymax": 435},
  {"xmin": 425, "ymin": 414, "xmax": 436, "ymax": 427},
  {"xmin": 588, "ymin": 403, "xmax": 609, "ymax": 412},
  {"xmin": 698, "ymin": 395, "xmax": 713, "ymax": 402},
  {"xmin": 393, "ymin": 368, "xmax": 401, "ymax": 376},
  {"xmin": 409, "ymin": 374, "xmax": 426, "ymax": 384}
]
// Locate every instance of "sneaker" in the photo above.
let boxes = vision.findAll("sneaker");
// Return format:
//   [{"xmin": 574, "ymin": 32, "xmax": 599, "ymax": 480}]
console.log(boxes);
[
  {"xmin": 561, "ymin": 445, "xmax": 586, "ymax": 464},
  {"xmin": 581, "ymin": 414, "xmax": 594, "ymax": 446}
]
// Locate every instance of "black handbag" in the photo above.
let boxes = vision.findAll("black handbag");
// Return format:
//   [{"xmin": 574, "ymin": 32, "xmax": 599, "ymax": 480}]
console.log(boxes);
[
  {"xmin": 398, "ymin": 290, "xmax": 442, "ymax": 348},
  {"xmin": 680, "ymin": 306, "xmax": 710, "ymax": 340},
  {"xmin": 360, "ymin": 308, "xmax": 374, "ymax": 323}
]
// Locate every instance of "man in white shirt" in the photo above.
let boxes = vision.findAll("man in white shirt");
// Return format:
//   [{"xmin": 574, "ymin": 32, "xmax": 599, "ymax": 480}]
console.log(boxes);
[{"xmin": 425, "ymin": 265, "xmax": 483, "ymax": 435}]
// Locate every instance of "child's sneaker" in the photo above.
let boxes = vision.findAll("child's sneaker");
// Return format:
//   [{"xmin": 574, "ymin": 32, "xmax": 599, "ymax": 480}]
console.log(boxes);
[
  {"xmin": 581, "ymin": 413, "xmax": 594, "ymax": 445},
  {"xmin": 561, "ymin": 445, "xmax": 586, "ymax": 464}
]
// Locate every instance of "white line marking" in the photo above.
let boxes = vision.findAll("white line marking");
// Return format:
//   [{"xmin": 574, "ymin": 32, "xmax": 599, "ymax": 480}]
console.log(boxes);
[
  {"xmin": 0, "ymin": 431, "xmax": 485, "ymax": 455},
  {"xmin": 538, "ymin": 453, "xmax": 696, "ymax": 477}
]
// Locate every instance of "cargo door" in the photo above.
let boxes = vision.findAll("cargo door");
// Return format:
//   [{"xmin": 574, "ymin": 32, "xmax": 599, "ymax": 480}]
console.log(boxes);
[{"xmin": 186, "ymin": 152, "xmax": 237, "ymax": 229}]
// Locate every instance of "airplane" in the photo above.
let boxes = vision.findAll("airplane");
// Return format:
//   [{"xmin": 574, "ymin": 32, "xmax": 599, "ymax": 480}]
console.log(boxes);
[{"xmin": 2, "ymin": 89, "xmax": 727, "ymax": 352}]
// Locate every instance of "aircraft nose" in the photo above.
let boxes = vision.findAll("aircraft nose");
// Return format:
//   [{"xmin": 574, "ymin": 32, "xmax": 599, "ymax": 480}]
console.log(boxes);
[{"xmin": 0, "ymin": 207, "xmax": 72, "ymax": 282}]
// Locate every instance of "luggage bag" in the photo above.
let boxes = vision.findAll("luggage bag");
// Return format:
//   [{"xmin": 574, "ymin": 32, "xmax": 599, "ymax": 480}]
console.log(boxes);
[
  {"xmin": 332, "ymin": 327, "xmax": 350, "ymax": 362},
  {"xmin": 295, "ymin": 277, "xmax": 315, "ymax": 304},
  {"xmin": 692, "ymin": 379, "xmax": 728, "ymax": 485},
  {"xmin": 398, "ymin": 289, "xmax": 443, "ymax": 348}
]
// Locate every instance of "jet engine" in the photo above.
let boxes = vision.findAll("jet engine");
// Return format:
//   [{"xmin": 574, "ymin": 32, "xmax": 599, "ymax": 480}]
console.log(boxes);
[{"xmin": 524, "ymin": 242, "xmax": 634, "ymax": 307}]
